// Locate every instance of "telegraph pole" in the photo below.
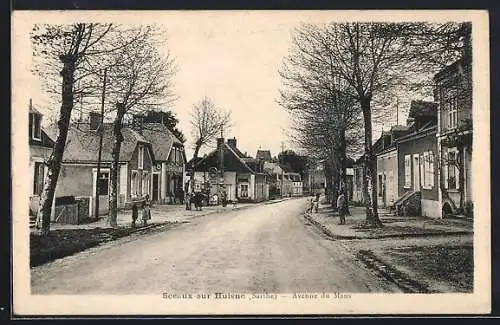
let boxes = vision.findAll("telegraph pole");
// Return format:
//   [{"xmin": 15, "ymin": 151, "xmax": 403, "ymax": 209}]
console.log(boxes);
[
  {"xmin": 280, "ymin": 142, "xmax": 285, "ymax": 198},
  {"xmin": 219, "ymin": 128, "xmax": 224, "ymax": 199},
  {"xmin": 94, "ymin": 68, "xmax": 107, "ymax": 219}
]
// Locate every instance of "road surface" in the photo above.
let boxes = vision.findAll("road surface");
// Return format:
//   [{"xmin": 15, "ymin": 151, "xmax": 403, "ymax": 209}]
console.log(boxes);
[{"xmin": 31, "ymin": 198, "xmax": 400, "ymax": 294}]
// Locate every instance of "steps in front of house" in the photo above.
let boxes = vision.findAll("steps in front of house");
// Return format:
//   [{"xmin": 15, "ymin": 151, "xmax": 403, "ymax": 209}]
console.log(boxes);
[
  {"xmin": 393, "ymin": 191, "xmax": 421, "ymax": 216},
  {"xmin": 29, "ymin": 215, "xmax": 36, "ymax": 228}
]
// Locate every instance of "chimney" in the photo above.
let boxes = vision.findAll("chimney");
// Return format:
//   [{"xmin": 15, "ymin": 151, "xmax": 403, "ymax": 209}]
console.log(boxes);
[
  {"xmin": 227, "ymin": 137, "xmax": 237, "ymax": 149},
  {"xmin": 132, "ymin": 114, "xmax": 144, "ymax": 135},
  {"xmin": 217, "ymin": 137, "xmax": 225, "ymax": 150},
  {"xmin": 89, "ymin": 111, "xmax": 102, "ymax": 131}
]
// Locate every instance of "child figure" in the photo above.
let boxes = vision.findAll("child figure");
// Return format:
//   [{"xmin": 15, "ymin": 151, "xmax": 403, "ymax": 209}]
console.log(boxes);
[
  {"xmin": 309, "ymin": 197, "xmax": 315, "ymax": 213},
  {"xmin": 232, "ymin": 198, "xmax": 238, "ymax": 209},
  {"xmin": 142, "ymin": 199, "xmax": 151, "ymax": 226},
  {"xmin": 131, "ymin": 204, "xmax": 138, "ymax": 228}
]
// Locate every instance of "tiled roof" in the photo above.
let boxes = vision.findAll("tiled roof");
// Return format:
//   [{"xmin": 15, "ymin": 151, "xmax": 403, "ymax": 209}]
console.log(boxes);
[
  {"xmin": 408, "ymin": 100, "xmax": 438, "ymax": 118},
  {"xmin": 50, "ymin": 123, "xmax": 153, "ymax": 163},
  {"xmin": 141, "ymin": 122, "xmax": 183, "ymax": 162},
  {"xmin": 193, "ymin": 143, "xmax": 254, "ymax": 173},
  {"xmin": 256, "ymin": 150, "xmax": 272, "ymax": 161}
]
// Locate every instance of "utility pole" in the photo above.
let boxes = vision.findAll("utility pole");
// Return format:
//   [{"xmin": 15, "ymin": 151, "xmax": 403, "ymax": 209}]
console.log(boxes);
[
  {"xmin": 280, "ymin": 142, "xmax": 285, "ymax": 198},
  {"xmin": 94, "ymin": 68, "xmax": 107, "ymax": 219},
  {"xmin": 219, "ymin": 128, "xmax": 224, "ymax": 200}
]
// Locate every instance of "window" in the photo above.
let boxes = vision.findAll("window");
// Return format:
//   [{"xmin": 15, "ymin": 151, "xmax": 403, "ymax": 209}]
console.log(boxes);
[
  {"xmin": 404, "ymin": 155, "xmax": 411, "ymax": 187},
  {"xmin": 33, "ymin": 162, "xmax": 45, "ymax": 195},
  {"xmin": 446, "ymin": 149, "xmax": 459, "ymax": 190},
  {"xmin": 31, "ymin": 113, "xmax": 42, "ymax": 140},
  {"xmin": 142, "ymin": 172, "xmax": 150, "ymax": 196},
  {"xmin": 422, "ymin": 151, "xmax": 435, "ymax": 189},
  {"xmin": 240, "ymin": 184, "xmax": 249, "ymax": 198},
  {"xmin": 97, "ymin": 171, "xmax": 110, "ymax": 195},
  {"xmin": 138, "ymin": 146, "xmax": 144, "ymax": 169},
  {"xmin": 131, "ymin": 171, "xmax": 139, "ymax": 196},
  {"xmin": 378, "ymin": 174, "xmax": 383, "ymax": 197}
]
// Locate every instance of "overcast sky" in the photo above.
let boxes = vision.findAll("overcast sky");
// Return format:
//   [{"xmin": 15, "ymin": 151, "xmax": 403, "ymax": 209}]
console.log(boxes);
[{"xmin": 24, "ymin": 11, "xmax": 449, "ymax": 160}]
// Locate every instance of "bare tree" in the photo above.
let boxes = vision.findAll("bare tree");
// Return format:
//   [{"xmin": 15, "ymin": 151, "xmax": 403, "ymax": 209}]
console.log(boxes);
[
  {"xmin": 190, "ymin": 97, "xmax": 232, "ymax": 159},
  {"xmin": 31, "ymin": 23, "xmax": 118, "ymax": 236},
  {"xmin": 278, "ymin": 24, "xmax": 363, "ymax": 209},
  {"xmin": 103, "ymin": 26, "xmax": 177, "ymax": 227}
]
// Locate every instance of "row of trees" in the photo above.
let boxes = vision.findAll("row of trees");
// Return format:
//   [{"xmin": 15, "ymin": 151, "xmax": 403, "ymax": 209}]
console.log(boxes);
[
  {"xmin": 31, "ymin": 23, "xmax": 233, "ymax": 235},
  {"xmin": 32, "ymin": 24, "xmax": 177, "ymax": 234},
  {"xmin": 279, "ymin": 22, "xmax": 471, "ymax": 226}
]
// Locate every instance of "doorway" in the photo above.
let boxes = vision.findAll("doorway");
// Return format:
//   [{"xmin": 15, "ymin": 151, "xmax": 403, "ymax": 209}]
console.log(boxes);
[
  {"xmin": 413, "ymin": 154, "xmax": 420, "ymax": 191},
  {"xmin": 152, "ymin": 173, "xmax": 159, "ymax": 202}
]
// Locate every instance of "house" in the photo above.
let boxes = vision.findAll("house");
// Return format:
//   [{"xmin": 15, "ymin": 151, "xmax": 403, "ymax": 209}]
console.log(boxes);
[
  {"xmin": 137, "ymin": 116, "xmax": 187, "ymax": 204},
  {"xmin": 344, "ymin": 157, "xmax": 355, "ymax": 201},
  {"xmin": 352, "ymin": 155, "xmax": 373, "ymax": 205},
  {"xmin": 394, "ymin": 100, "xmax": 439, "ymax": 218},
  {"xmin": 28, "ymin": 100, "xmax": 55, "ymax": 218},
  {"xmin": 279, "ymin": 164, "xmax": 303, "ymax": 197},
  {"xmin": 190, "ymin": 137, "xmax": 270, "ymax": 203},
  {"xmin": 434, "ymin": 50, "xmax": 473, "ymax": 217},
  {"xmin": 256, "ymin": 149, "xmax": 272, "ymax": 162},
  {"xmin": 263, "ymin": 161, "xmax": 283, "ymax": 198},
  {"xmin": 373, "ymin": 125, "xmax": 410, "ymax": 208},
  {"xmin": 52, "ymin": 112, "xmax": 156, "ymax": 218},
  {"xmin": 305, "ymin": 159, "xmax": 327, "ymax": 196}
]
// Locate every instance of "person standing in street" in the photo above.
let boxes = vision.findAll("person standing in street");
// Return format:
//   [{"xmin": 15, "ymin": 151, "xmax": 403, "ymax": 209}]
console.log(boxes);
[
  {"xmin": 142, "ymin": 195, "xmax": 151, "ymax": 226},
  {"xmin": 337, "ymin": 189, "xmax": 347, "ymax": 225}
]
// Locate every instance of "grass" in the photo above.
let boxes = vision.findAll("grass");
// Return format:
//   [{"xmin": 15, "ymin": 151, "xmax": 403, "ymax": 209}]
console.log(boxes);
[
  {"xmin": 385, "ymin": 245, "xmax": 473, "ymax": 292},
  {"xmin": 30, "ymin": 224, "xmax": 167, "ymax": 267}
]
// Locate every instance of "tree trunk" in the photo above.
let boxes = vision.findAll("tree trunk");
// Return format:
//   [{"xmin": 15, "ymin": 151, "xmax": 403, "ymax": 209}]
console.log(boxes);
[
  {"xmin": 35, "ymin": 56, "xmax": 76, "ymax": 236},
  {"xmin": 109, "ymin": 103, "xmax": 125, "ymax": 228},
  {"xmin": 339, "ymin": 130, "xmax": 350, "ymax": 215},
  {"xmin": 361, "ymin": 96, "xmax": 382, "ymax": 227},
  {"xmin": 324, "ymin": 160, "xmax": 334, "ymax": 204}
]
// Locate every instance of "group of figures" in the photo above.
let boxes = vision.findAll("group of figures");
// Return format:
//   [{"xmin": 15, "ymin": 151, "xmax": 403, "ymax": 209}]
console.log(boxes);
[
  {"xmin": 184, "ymin": 190, "xmax": 238, "ymax": 211},
  {"xmin": 131, "ymin": 195, "xmax": 152, "ymax": 228},
  {"xmin": 308, "ymin": 190, "xmax": 349, "ymax": 225}
]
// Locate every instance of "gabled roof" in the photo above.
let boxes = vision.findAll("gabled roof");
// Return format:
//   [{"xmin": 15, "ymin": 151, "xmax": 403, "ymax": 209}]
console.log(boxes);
[
  {"xmin": 409, "ymin": 100, "xmax": 438, "ymax": 118},
  {"xmin": 193, "ymin": 143, "xmax": 254, "ymax": 174},
  {"xmin": 390, "ymin": 125, "xmax": 410, "ymax": 132},
  {"xmin": 50, "ymin": 123, "xmax": 154, "ymax": 163},
  {"xmin": 256, "ymin": 150, "xmax": 272, "ymax": 161},
  {"xmin": 141, "ymin": 122, "xmax": 183, "ymax": 162},
  {"xmin": 433, "ymin": 57, "xmax": 471, "ymax": 82}
]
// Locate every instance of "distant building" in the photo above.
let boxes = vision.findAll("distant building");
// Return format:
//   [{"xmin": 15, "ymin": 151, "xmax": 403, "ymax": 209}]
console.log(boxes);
[
  {"xmin": 190, "ymin": 137, "xmax": 270, "ymax": 203},
  {"xmin": 256, "ymin": 149, "xmax": 272, "ymax": 162}
]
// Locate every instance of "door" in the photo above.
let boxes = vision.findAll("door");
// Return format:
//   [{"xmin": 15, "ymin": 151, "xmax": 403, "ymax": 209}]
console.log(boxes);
[
  {"xmin": 152, "ymin": 173, "xmax": 159, "ymax": 201},
  {"xmin": 413, "ymin": 154, "xmax": 420, "ymax": 191}
]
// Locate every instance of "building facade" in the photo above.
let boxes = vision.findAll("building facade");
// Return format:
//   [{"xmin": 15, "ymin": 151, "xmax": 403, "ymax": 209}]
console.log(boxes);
[
  {"xmin": 434, "ymin": 55, "xmax": 473, "ymax": 218},
  {"xmin": 140, "ymin": 119, "xmax": 186, "ymax": 204},
  {"xmin": 52, "ymin": 113, "xmax": 155, "ymax": 218},
  {"xmin": 191, "ymin": 137, "xmax": 270, "ymax": 203},
  {"xmin": 28, "ymin": 101, "xmax": 55, "ymax": 218}
]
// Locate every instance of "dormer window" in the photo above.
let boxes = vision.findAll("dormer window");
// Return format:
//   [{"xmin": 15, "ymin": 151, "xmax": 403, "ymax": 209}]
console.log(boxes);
[
  {"xmin": 138, "ymin": 145, "xmax": 144, "ymax": 170},
  {"xmin": 31, "ymin": 112, "xmax": 42, "ymax": 141}
]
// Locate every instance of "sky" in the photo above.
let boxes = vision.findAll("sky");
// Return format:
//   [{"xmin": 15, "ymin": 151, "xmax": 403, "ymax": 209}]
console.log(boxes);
[{"xmin": 23, "ymin": 11, "xmax": 447, "ymax": 161}]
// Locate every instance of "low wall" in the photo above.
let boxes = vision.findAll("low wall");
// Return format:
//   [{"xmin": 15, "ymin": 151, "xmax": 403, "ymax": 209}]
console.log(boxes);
[{"xmin": 421, "ymin": 199, "xmax": 441, "ymax": 219}]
